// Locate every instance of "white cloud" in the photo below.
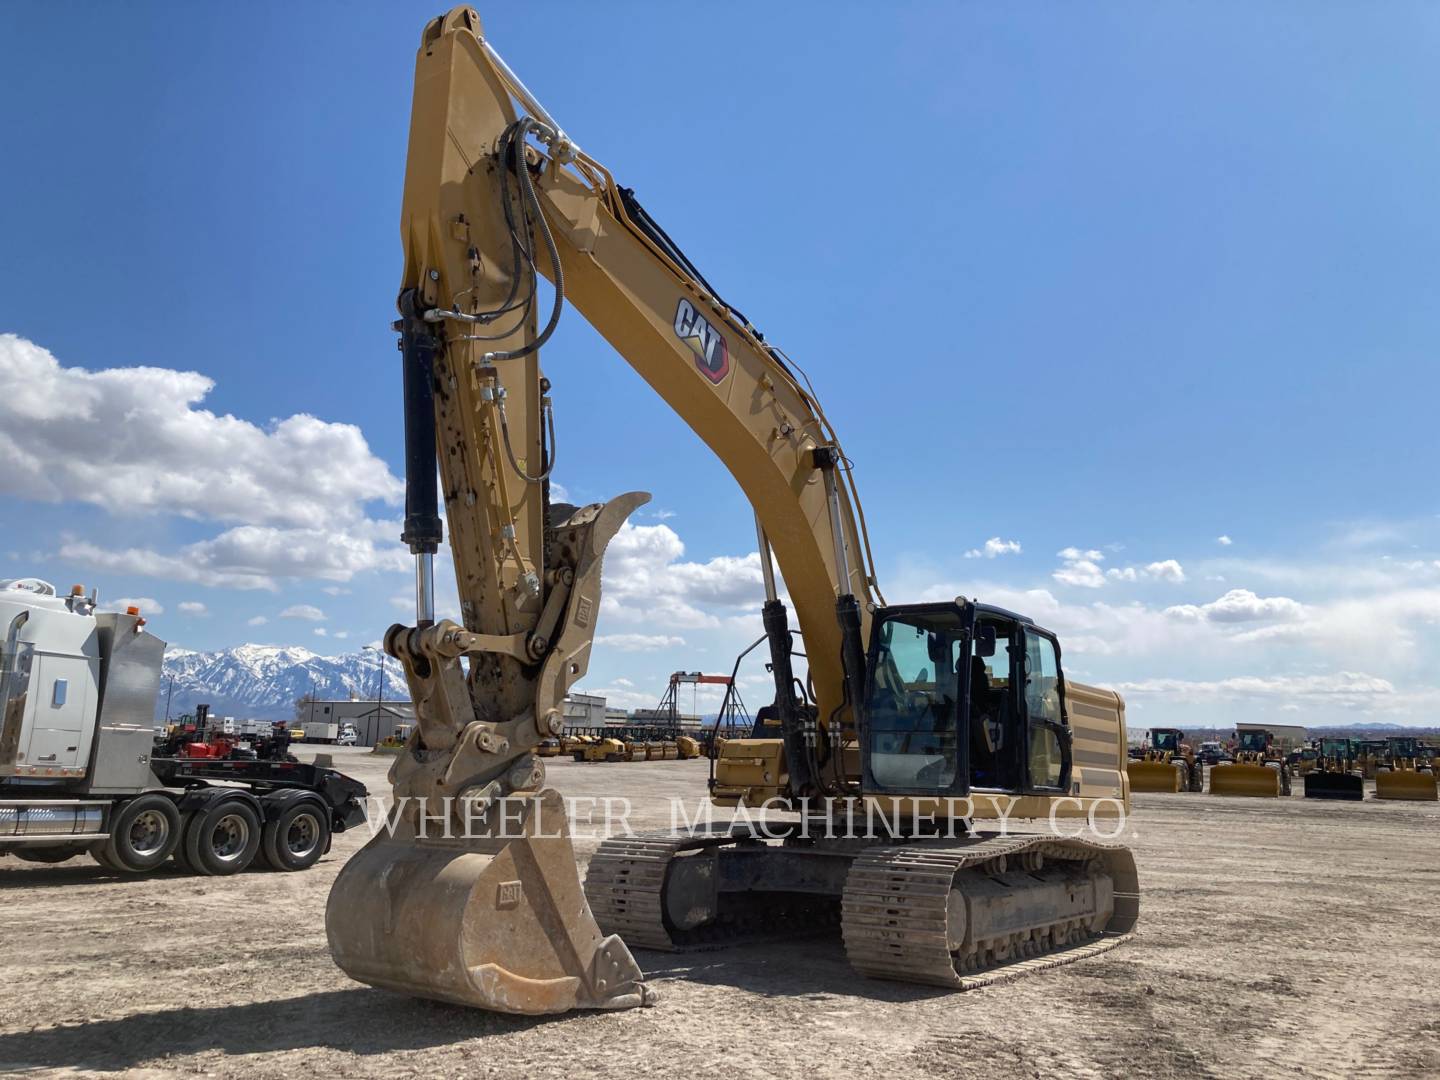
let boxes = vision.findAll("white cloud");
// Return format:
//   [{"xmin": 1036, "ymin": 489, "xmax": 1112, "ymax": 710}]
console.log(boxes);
[
  {"xmin": 1056, "ymin": 546, "xmax": 1184, "ymax": 588},
  {"xmin": 1105, "ymin": 559, "xmax": 1185, "ymax": 584},
  {"xmin": 60, "ymin": 519, "xmax": 408, "ymax": 591},
  {"xmin": 313, "ymin": 627, "xmax": 328, "ymax": 637},
  {"xmin": 1115, "ymin": 671, "xmax": 1394, "ymax": 704},
  {"xmin": 1165, "ymin": 588, "xmax": 1304, "ymax": 624},
  {"xmin": 1217, "ymin": 535, "xmax": 1233, "ymax": 546},
  {"xmin": 321, "ymin": 586, "xmax": 351, "ymax": 596},
  {"xmin": 281, "ymin": 604, "xmax": 327, "ymax": 621},
  {"xmin": 247, "ymin": 615, "xmax": 268, "ymax": 626},
  {"xmin": 595, "ymin": 633, "xmax": 687, "ymax": 652},
  {"xmin": 0, "ymin": 334, "xmax": 401, "ymax": 529},
  {"xmin": 1053, "ymin": 548, "xmax": 1107, "ymax": 588},
  {"xmin": 600, "ymin": 523, "xmax": 766, "ymax": 630},
  {"xmin": 100, "ymin": 596, "xmax": 163, "ymax": 615},
  {"xmin": 965, "ymin": 537, "xmax": 1022, "ymax": 559},
  {"xmin": 1143, "ymin": 559, "xmax": 1186, "ymax": 584},
  {"xmin": 177, "ymin": 601, "xmax": 208, "ymax": 616}
]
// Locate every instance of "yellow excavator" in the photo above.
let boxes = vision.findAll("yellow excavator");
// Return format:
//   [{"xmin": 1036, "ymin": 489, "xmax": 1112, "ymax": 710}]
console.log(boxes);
[
  {"xmin": 325, "ymin": 7, "xmax": 1138, "ymax": 1016},
  {"xmin": 1127, "ymin": 728, "xmax": 1201, "ymax": 793}
]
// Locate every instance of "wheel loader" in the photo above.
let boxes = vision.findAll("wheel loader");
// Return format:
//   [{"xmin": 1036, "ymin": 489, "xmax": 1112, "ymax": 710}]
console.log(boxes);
[
  {"xmin": 1373, "ymin": 736, "xmax": 1438, "ymax": 801},
  {"xmin": 1210, "ymin": 729, "xmax": 1291, "ymax": 797},
  {"xmin": 324, "ymin": 7, "xmax": 1139, "ymax": 1016},
  {"xmin": 1126, "ymin": 728, "xmax": 1201, "ymax": 792},
  {"xmin": 1303, "ymin": 737, "xmax": 1363, "ymax": 801}
]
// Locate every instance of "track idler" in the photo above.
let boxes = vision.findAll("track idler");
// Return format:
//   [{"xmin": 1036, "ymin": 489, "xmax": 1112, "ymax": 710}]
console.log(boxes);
[{"xmin": 326, "ymin": 788, "xmax": 650, "ymax": 1014}]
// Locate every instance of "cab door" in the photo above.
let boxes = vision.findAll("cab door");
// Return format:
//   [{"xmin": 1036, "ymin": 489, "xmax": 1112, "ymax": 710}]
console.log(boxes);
[{"xmin": 1020, "ymin": 629, "xmax": 1071, "ymax": 793}]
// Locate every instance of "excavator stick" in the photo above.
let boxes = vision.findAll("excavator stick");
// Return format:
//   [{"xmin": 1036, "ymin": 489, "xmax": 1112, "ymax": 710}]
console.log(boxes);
[
  {"xmin": 1303, "ymin": 772, "xmax": 1364, "ymax": 801},
  {"xmin": 328, "ymin": 789, "xmax": 648, "ymax": 1013},
  {"xmin": 1374, "ymin": 769, "xmax": 1438, "ymax": 801},
  {"xmin": 1209, "ymin": 762, "xmax": 1284, "ymax": 797},
  {"xmin": 1126, "ymin": 760, "xmax": 1183, "ymax": 793}
]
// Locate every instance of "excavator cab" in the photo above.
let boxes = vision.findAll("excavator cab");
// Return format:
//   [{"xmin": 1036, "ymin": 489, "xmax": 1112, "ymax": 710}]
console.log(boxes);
[{"xmin": 858, "ymin": 603, "xmax": 1071, "ymax": 801}]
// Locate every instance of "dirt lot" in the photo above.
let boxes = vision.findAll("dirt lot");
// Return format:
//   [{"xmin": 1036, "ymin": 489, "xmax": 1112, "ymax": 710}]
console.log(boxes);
[{"xmin": 2, "ymin": 749, "xmax": 1436, "ymax": 1079}]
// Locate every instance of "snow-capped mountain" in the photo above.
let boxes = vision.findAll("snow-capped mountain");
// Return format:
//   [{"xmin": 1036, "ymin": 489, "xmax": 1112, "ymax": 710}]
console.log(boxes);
[{"xmin": 159, "ymin": 643, "xmax": 409, "ymax": 722}]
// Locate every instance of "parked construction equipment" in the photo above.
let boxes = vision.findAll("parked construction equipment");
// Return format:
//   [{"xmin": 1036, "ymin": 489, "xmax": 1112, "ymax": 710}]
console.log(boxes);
[
  {"xmin": 1127, "ymin": 728, "xmax": 1201, "ymax": 793},
  {"xmin": 1303, "ymin": 737, "xmax": 1363, "ymax": 801},
  {"xmin": 1373, "ymin": 736, "xmax": 1438, "ymax": 801},
  {"xmin": 325, "ymin": 7, "xmax": 1136, "ymax": 1017},
  {"xmin": 1211, "ymin": 729, "xmax": 1291, "ymax": 798},
  {"xmin": 1, "ymin": 580, "xmax": 368, "ymax": 875}
]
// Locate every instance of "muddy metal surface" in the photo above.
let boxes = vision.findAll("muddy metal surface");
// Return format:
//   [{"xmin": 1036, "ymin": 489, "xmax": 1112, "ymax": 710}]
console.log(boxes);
[{"xmin": 1, "ymin": 749, "xmax": 1435, "ymax": 1079}]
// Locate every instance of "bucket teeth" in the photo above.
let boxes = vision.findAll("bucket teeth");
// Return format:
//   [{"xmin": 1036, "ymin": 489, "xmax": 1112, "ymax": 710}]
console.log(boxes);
[{"xmin": 326, "ymin": 788, "xmax": 651, "ymax": 1014}]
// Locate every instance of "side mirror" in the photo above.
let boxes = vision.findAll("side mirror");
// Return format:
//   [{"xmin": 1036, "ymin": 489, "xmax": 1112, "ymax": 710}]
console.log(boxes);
[{"xmin": 976, "ymin": 624, "xmax": 997, "ymax": 658}]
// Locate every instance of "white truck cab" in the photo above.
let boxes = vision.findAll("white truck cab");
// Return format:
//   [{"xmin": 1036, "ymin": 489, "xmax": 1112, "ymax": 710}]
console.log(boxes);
[{"xmin": 0, "ymin": 579, "xmax": 154, "ymax": 784}]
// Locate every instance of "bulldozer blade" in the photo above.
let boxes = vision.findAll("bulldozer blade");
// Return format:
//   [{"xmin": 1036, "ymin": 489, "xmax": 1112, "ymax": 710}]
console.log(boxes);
[
  {"xmin": 326, "ymin": 788, "xmax": 651, "ymax": 1014},
  {"xmin": 1209, "ymin": 763, "xmax": 1282, "ymax": 798},
  {"xmin": 1127, "ymin": 760, "xmax": 1183, "ymax": 793},
  {"xmin": 1303, "ymin": 773, "xmax": 1364, "ymax": 801},
  {"xmin": 1374, "ymin": 770, "xmax": 1439, "ymax": 802}
]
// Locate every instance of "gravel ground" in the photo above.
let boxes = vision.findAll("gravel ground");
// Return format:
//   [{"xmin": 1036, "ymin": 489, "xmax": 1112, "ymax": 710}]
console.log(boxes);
[{"xmin": 1, "ymin": 748, "xmax": 1436, "ymax": 1079}]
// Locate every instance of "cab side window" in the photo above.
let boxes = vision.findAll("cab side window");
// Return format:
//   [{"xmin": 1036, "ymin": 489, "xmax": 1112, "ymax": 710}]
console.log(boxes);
[{"xmin": 1024, "ymin": 632, "xmax": 1065, "ymax": 790}]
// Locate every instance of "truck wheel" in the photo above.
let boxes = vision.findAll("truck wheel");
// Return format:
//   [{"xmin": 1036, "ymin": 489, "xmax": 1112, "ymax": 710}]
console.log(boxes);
[
  {"xmin": 102, "ymin": 794, "xmax": 182, "ymax": 872},
  {"xmin": 183, "ymin": 799, "xmax": 261, "ymax": 876},
  {"xmin": 261, "ymin": 801, "xmax": 330, "ymax": 871}
]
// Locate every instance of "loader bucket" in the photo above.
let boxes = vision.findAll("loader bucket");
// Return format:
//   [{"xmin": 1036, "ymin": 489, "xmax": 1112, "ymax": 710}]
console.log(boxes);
[
  {"xmin": 1209, "ymin": 763, "xmax": 1282, "ymax": 798},
  {"xmin": 326, "ymin": 788, "xmax": 650, "ymax": 1014},
  {"xmin": 1127, "ymin": 760, "xmax": 1183, "ymax": 793},
  {"xmin": 1303, "ymin": 772, "xmax": 1364, "ymax": 801},
  {"xmin": 1374, "ymin": 770, "xmax": 1439, "ymax": 802}
]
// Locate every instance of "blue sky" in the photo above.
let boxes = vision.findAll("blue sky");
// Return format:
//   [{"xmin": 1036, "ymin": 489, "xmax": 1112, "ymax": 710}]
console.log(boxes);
[{"xmin": 4, "ymin": 3, "xmax": 1440, "ymax": 726}]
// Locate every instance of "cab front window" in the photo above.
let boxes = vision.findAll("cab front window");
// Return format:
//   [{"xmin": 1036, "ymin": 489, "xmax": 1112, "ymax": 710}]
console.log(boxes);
[{"xmin": 864, "ymin": 610, "xmax": 964, "ymax": 792}]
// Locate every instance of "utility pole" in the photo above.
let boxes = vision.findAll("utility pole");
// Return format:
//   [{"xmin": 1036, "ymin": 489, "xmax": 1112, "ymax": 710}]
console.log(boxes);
[
  {"xmin": 364, "ymin": 645, "xmax": 385, "ymax": 746},
  {"xmin": 163, "ymin": 674, "xmax": 175, "ymax": 723}
]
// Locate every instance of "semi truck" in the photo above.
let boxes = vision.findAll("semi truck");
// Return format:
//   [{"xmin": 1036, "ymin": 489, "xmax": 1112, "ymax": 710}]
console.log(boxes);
[{"xmin": 0, "ymin": 579, "xmax": 368, "ymax": 875}]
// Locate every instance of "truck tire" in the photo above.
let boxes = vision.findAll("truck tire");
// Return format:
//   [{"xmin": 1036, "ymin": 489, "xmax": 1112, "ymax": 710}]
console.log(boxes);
[
  {"xmin": 102, "ymin": 794, "xmax": 182, "ymax": 872},
  {"xmin": 260, "ymin": 800, "xmax": 330, "ymax": 871},
  {"xmin": 183, "ymin": 798, "xmax": 261, "ymax": 876}
]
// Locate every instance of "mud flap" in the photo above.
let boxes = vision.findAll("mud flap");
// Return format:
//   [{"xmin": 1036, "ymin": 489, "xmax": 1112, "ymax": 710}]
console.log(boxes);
[
  {"xmin": 1374, "ymin": 770, "xmax": 1438, "ymax": 802},
  {"xmin": 326, "ymin": 788, "xmax": 651, "ymax": 1014},
  {"xmin": 1127, "ymin": 760, "xmax": 1183, "ymax": 793},
  {"xmin": 1209, "ymin": 763, "xmax": 1282, "ymax": 798}
]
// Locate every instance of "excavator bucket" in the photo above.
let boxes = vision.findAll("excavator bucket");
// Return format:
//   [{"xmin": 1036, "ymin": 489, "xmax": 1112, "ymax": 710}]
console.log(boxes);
[
  {"xmin": 1126, "ymin": 760, "xmax": 1183, "ymax": 793},
  {"xmin": 1209, "ymin": 763, "xmax": 1283, "ymax": 798},
  {"xmin": 326, "ymin": 788, "xmax": 649, "ymax": 1014},
  {"xmin": 1303, "ymin": 772, "xmax": 1364, "ymax": 801},
  {"xmin": 1374, "ymin": 770, "xmax": 1438, "ymax": 801}
]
